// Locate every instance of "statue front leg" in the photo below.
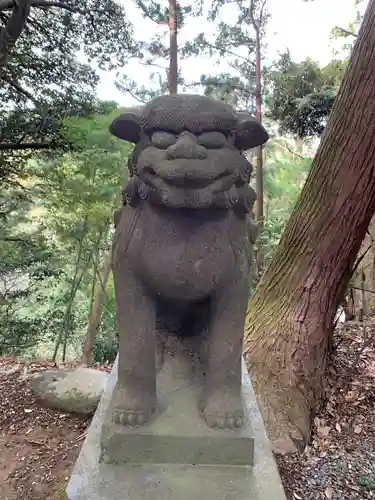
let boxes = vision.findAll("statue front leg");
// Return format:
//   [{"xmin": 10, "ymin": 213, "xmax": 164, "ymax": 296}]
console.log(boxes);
[
  {"xmin": 111, "ymin": 258, "xmax": 156, "ymax": 426},
  {"xmin": 201, "ymin": 273, "xmax": 248, "ymax": 430}
]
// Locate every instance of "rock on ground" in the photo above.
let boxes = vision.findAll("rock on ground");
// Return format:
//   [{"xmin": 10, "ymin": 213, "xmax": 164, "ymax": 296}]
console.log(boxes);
[{"xmin": 29, "ymin": 367, "xmax": 109, "ymax": 416}]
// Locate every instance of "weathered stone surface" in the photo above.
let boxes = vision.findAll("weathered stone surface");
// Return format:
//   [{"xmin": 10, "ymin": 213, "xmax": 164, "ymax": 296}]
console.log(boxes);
[
  {"xmin": 108, "ymin": 94, "xmax": 269, "ymax": 433},
  {"xmin": 101, "ymin": 338, "xmax": 254, "ymax": 466},
  {"xmin": 29, "ymin": 367, "xmax": 109, "ymax": 416},
  {"xmin": 66, "ymin": 356, "xmax": 286, "ymax": 500}
]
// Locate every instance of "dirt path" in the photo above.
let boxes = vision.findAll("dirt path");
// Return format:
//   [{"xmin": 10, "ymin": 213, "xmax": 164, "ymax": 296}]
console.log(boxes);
[{"xmin": 0, "ymin": 321, "xmax": 374, "ymax": 499}]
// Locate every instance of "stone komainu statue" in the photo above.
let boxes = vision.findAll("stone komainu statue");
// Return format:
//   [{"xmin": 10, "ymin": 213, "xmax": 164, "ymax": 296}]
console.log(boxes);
[{"xmin": 109, "ymin": 94, "xmax": 268, "ymax": 430}]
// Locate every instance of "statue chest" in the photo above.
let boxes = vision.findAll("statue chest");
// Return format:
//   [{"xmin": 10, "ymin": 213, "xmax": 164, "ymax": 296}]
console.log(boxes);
[{"xmin": 123, "ymin": 204, "xmax": 246, "ymax": 301}]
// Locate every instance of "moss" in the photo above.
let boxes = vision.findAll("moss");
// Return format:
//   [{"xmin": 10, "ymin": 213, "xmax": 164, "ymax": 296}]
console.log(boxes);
[{"xmin": 47, "ymin": 480, "xmax": 69, "ymax": 500}]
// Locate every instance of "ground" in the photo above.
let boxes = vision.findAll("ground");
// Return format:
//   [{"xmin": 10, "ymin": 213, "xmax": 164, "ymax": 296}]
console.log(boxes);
[
  {"xmin": 0, "ymin": 322, "xmax": 374, "ymax": 500},
  {"xmin": 0, "ymin": 358, "xmax": 110, "ymax": 500},
  {"xmin": 277, "ymin": 320, "xmax": 375, "ymax": 500}
]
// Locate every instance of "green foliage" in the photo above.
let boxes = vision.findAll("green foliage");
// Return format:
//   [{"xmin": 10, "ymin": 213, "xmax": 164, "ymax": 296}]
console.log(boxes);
[
  {"xmin": 183, "ymin": 0, "xmax": 271, "ymax": 109},
  {"xmin": 0, "ymin": 108, "xmax": 131, "ymax": 361},
  {"xmin": 264, "ymin": 51, "xmax": 346, "ymax": 139},
  {"xmin": 199, "ymin": 72, "xmax": 254, "ymax": 109},
  {"xmin": 265, "ymin": 0, "xmax": 364, "ymax": 139},
  {"xmin": 260, "ymin": 145, "xmax": 312, "ymax": 262},
  {"xmin": 183, "ymin": 0, "xmax": 267, "ymax": 109},
  {"xmin": 91, "ymin": 280, "xmax": 118, "ymax": 365},
  {"xmin": 0, "ymin": 0, "xmax": 354, "ymax": 365},
  {"xmin": 0, "ymin": 0, "xmax": 137, "ymax": 183},
  {"xmin": 119, "ymin": 0, "xmax": 202, "ymax": 101},
  {"xmin": 330, "ymin": 0, "xmax": 364, "ymax": 49}
]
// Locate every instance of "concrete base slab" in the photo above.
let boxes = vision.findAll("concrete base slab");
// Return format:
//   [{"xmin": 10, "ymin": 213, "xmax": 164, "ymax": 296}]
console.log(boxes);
[
  {"xmin": 101, "ymin": 340, "xmax": 254, "ymax": 466},
  {"xmin": 66, "ymin": 355, "xmax": 286, "ymax": 500}
]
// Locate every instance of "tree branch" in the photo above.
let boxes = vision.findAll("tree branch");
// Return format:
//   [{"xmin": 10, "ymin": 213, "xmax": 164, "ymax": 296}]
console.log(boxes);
[
  {"xmin": 247, "ymin": 0, "xmax": 266, "ymax": 31},
  {"xmin": 204, "ymin": 41, "xmax": 256, "ymax": 67},
  {"xmin": 259, "ymin": 0, "xmax": 267, "ymax": 24},
  {"xmin": 0, "ymin": 0, "xmax": 30, "ymax": 70},
  {"xmin": 248, "ymin": 0, "xmax": 256, "ymax": 29},
  {"xmin": 2, "ymin": 74, "xmax": 38, "ymax": 103},
  {"xmin": 0, "ymin": 141, "xmax": 51, "ymax": 150},
  {"xmin": 334, "ymin": 26, "xmax": 358, "ymax": 38},
  {"xmin": 31, "ymin": 1, "xmax": 86, "ymax": 15},
  {"xmin": 0, "ymin": 0, "xmax": 108, "ymax": 15},
  {"xmin": 140, "ymin": 60, "xmax": 168, "ymax": 71},
  {"xmin": 284, "ymin": 141, "xmax": 305, "ymax": 160},
  {"xmin": 187, "ymin": 80, "xmax": 255, "ymax": 95},
  {"xmin": 132, "ymin": 0, "xmax": 167, "ymax": 25},
  {"xmin": 123, "ymin": 88, "xmax": 147, "ymax": 104}
]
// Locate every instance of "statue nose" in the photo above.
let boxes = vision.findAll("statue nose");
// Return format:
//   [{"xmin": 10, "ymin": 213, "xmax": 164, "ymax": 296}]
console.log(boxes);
[{"xmin": 166, "ymin": 134, "xmax": 207, "ymax": 160}]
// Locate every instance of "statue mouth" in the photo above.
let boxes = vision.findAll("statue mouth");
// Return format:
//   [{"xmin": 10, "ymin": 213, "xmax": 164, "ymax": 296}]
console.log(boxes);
[
  {"xmin": 123, "ymin": 160, "xmax": 247, "ymax": 210},
  {"xmin": 123, "ymin": 172, "xmax": 255, "ymax": 213},
  {"xmin": 141, "ymin": 165, "xmax": 236, "ymax": 193}
]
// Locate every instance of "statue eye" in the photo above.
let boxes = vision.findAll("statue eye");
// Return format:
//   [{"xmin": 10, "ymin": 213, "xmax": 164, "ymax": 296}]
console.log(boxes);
[
  {"xmin": 151, "ymin": 131, "xmax": 177, "ymax": 149},
  {"xmin": 198, "ymin": 131, "xmax": 227, "ymax": 149}
]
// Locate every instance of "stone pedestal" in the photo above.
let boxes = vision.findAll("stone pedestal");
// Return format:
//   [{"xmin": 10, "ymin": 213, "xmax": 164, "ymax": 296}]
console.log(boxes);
[
  {"xmin": 66, "ymin": 348, "xmax": 286, "ymax": 500},
  {"xmin": 100, "ymin": 339, "xmax": 254, "ymax": 466}
]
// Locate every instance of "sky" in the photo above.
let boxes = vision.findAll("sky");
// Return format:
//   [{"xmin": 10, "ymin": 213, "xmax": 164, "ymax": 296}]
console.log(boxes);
[{"xmin": 97, "ymin": 0, "xmax": 367, "ymax": 106}]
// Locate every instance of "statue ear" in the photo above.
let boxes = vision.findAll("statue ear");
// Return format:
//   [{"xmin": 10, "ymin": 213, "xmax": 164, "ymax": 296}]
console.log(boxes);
[
  {"xmin": 109, "ymin": 109, "xmax": 142, "ymax": 143},
  {"xmin": 235, "ymin": 112, "xmax": 269, "ymax": 150}
]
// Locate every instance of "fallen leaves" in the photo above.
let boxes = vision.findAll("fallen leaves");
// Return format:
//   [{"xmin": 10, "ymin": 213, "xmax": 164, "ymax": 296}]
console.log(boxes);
[
  {"xmin": 344, "ymin": 390, "xmax": 358, "ymax": 401},
  {"xmin": 324, "ymin": 486, "xmax": 333, "ymax": 499},
  {"xmin": 276, "ymin": 320, "xmax": 375, "ymax": 500},
  {"xmin": 0, "ymin": 356, "xmax": 94, "ymax": 500}
]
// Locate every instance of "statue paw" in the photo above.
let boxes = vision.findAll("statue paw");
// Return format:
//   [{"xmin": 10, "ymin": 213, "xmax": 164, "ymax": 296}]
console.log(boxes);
[
  {"xmin": 111, "ymin": 382, "xmax": 155, "ymax": 427},
  {"xmin": 201, "ymin": 390, "xmax": 244, "ymax": 430},
  {"xmin": 112, "ymin": 409, "xmax": 151, "ymax": 426}
]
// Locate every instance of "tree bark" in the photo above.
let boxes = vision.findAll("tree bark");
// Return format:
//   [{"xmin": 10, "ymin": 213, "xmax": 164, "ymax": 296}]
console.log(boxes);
[
  {"xmin": 244, "ymin": 0, "xmax": 375, "ymax": 455},
  {"xmin": 168, "ymin": 0, "xmax": 178, "ymax": 94},
  {"xmin": 82, "ymin": 248, "xmax": 112, "ymax": 366},
  {"xmin": 0, "ymin": 0, "xmax": 30, "ymax": 71}
]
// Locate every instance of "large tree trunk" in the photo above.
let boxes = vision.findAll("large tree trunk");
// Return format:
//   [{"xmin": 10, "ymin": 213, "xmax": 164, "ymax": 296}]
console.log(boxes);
[
  {"xmin": 82, "ymin": 249, "xmax": 112, "ymax": 366},
  {"xmin": 244, "ymin": 0, "xmax": 375, "ymax": 455},
  {"xmin": 0, "ymin": 0, "xmax": 30, "ymax": 71},
  {"xmin": 168, "ymin": 0, "xmax": 178, "ymax": 94}
]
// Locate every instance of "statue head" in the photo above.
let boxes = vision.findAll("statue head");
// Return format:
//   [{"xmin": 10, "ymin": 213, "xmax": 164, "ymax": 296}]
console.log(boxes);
[{"xmin": 110, "ymin": 94, "xmax": 268, "ymax": 214}]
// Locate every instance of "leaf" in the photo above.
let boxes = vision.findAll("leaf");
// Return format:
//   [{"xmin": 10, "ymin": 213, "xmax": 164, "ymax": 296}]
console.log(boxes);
[
  {"xmin": 293, "ymin": 493, "xmax": 302, "ymax": 499},
  {"xmin": 335, "ymin": 422, "xmax": 342, "ymax": 433},
  {"xmin": 353, "ymin": 424, "xmax": 362, "ymax": 434},
  {"xmin": 344, "ymin": 390, "xmax": 357, "ymax": 401},
  {"xmin": 318, "ymin": 426, "xmax": 331, "ymax": 437},
  {"xmin": 325, "ymin": 486, "xmax": 333, "ymax": 499},
  {"xmin": 24, "ymin": 408, "xmax": 33, "ymax": 413}
]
